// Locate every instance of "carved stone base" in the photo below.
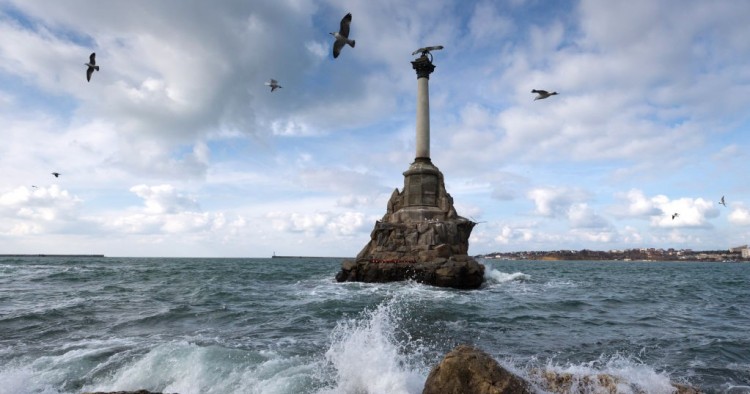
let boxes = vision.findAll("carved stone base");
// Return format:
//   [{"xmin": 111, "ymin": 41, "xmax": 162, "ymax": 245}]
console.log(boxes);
[
  {"xmin": 335, "ymin": 161, "xmax": 485, "ymax": 289},
  {"xmin": 335, "ymin": 255, "xmax": 484, "ymax": 289}
]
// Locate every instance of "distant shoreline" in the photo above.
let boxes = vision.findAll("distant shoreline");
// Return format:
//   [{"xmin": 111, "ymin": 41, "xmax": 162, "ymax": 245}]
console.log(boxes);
[
  {"xmin": 0, "ymin": 254, "xmax": 105, "ymax": 258},
  {"xmin": 271, "ymin": 255, "xmax": 349, "ymax": 259}
]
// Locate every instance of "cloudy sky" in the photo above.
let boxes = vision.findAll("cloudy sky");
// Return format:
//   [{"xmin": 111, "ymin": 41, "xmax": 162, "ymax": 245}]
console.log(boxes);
[{"xmin": 1, "ymin": 0, "xmax": 749, "ymax": 257}]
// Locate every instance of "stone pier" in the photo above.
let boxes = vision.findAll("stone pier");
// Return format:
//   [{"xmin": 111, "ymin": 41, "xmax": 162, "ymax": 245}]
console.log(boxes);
[{"xmin": 335, "ymin": 48, "xmax": 485, "ymax": 289}]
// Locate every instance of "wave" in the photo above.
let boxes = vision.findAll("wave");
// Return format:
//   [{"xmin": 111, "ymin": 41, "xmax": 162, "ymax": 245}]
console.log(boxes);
[
  {"xmin": 485, "ymin": 268, "xmax": 531, "ymax": 284},
  {"xmin": 318, "ymin": 297, "xmax": 430, "ymax": 394},
  {"xmin": 516, "ymin": 352, "xmax": 691, "ymax": 394}
]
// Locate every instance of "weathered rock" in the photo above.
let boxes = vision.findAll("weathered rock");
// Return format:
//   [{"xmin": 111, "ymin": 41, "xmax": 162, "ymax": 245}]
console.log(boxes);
[
  {"xmin": 422, "ymin": 345, "xmax": 534, "ymax": 394},
  {"xmin": 530, "ymin": 370, "xmax": 703, "ymax": 394},
  {"xmin": 335, "ymin": 256, "xmax": 484, "ymax": 289},
  {"xmin": 421, "ymin": 345, "xmax": 703, "ymax": 394}
]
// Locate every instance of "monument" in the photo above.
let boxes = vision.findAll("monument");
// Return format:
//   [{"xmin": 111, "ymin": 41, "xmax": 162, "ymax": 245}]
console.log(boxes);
[{"xmin": 335, "ymin": 47, "xmax": 485, "ymax": 289}]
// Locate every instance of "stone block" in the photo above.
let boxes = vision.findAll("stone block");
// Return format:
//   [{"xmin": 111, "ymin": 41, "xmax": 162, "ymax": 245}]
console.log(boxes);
[{"xmin": 435, "ymin": 243, "xmax": 451, "ymax": 258}]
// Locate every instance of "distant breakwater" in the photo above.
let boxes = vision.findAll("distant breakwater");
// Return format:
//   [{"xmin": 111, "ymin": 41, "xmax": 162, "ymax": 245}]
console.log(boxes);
[{"xmin": 0, "ymin": 254, "xmax": 105, "ymax": 257}]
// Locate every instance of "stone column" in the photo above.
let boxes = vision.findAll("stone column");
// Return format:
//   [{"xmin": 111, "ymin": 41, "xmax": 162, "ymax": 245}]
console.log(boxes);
[{"xmin": 412, "ymin": 55, "xmax": 435, "ymax": 161}]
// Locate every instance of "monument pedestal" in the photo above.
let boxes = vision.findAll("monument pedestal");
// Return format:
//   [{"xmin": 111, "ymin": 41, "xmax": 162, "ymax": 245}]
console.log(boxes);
[{"xmin": 335, "ymin": 161, "xmax": 484, "ymax": 289}]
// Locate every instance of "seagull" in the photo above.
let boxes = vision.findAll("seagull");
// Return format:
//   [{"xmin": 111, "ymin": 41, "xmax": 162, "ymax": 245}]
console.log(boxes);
[
  {"xmin": 532, "ymin": 89, "xmax": 558, "ymax": 101},
  {"xmin": 672, "ymin": 213, "xmax": 679, "ymax": 220},
  {"xmin": 265, "ymin": 79, "xmax": 282, "ymax": 92},
  {"xmin": 31, "ymin": 185, "xmax": 38, "ymax": 189},
  {"xmin": 330, "ymin": 13, "xmax": 355, "ymax": 59},
  {"xmin": 719, "ymin": 196, "xmax": 726, "ymax": 207},
  {"xmin": 85, "ymin": 52, "xmax": 100, "ymax": 82},
  {"xmin": 51, "ymin": 172, "xmax": 61, "ymax": 178}
]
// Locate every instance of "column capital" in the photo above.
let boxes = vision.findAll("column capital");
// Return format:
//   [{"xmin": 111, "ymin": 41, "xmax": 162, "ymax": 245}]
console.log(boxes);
[{"xmin": 411, "ymin": 55, "xmax": 435, "ymax": 79}]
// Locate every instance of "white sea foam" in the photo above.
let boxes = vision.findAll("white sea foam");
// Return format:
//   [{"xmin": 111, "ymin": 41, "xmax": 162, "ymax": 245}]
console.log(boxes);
[
  {"xmin": 81, "ymin": 342, "xmax": 321, "ymax": 394},
  {"xmin": 0, "ymin": 365, "xmax": 61, "ymax": 394},
  {"xmin": 318, "ymin": 298, "xmax": 429, "ymax": 394},
  {"xmin": 485, "ymin": 269, "xmax": 531, "ymax": 284},
  {"xmin": 520, "ymin": 353, "xmax": 680, "ymax": 394}
]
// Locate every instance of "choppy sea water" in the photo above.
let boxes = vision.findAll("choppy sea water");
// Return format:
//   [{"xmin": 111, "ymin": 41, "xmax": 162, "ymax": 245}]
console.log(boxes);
[{"xmin": 1, "ymin": 257, "xmax": 749, "ymax": 394}]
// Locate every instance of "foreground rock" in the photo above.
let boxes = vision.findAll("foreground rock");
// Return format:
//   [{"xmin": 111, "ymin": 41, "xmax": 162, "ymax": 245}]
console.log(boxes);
[
  {"xmin": 423, "ymin": 345, "xmax": 702, "ymax": 394},
  {"xmin": 336, "ymin": 160, "xmax": 485, "ymax": 289},
  {"xmin": 423, "ymin": 345, "xmax": 533, "ymax": 394}
]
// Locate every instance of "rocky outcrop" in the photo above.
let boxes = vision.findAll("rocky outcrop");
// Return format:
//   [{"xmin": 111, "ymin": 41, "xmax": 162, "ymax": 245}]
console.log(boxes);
[
  {"xmin": 423, "ymin": 345, "xmax": 703, "ymax": 394},
  {"xmin": 336, "ymin": 254, "xmax": 484, "ymax": 289},
  {"xmin": 530, "ymin": 370, "xmax": 702, "ymax": 394},
  {"xmin": 335, "ymin": 160, "xmax": 485, "ymax": 289},
  {"xmin": 422, "ymin": 345, "xmax": 534, "ymax": 394}
]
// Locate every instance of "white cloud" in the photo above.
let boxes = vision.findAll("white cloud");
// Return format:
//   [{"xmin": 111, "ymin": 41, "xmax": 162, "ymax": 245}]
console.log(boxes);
[
  {"xmin": 729, "ymin": 206, "xmax": 750, "ymax": 226},
  {"xmin": 97, "ymin": 184, "xmax": 245, "ymax": 239},
  {"xmin": 129, "ymin": 184, "xmax": 199, "ymax": 215},
  {"xmin": 649, "ymin": 197, "xmax": 718, "ymax": 229},
  {"xmin": 527, "ymin": 187, "xmax": 588, "ymax": 218},
  {"xmin": 567, "ymin": 203, "xmax": 610, "ymax": 229},
  {"xmin": 267, "ymin": 210, "xmax": 369, "ymax": 237},
  {"xmin": 494, "ymin": 225, "xmax": 534, "ymax": 245},
  {"xmin": 617, "ymin": 189, "xmax": 662, "ymax": 217},
  {"xmin": 0, "ymin": 185, "xmax": 83, "ymax": 235}
]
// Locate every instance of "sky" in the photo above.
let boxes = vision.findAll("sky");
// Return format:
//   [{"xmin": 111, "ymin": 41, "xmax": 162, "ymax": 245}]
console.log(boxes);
[{"xmin": 1, "ymin": 0, "xmax": 750, "ymax": 257}]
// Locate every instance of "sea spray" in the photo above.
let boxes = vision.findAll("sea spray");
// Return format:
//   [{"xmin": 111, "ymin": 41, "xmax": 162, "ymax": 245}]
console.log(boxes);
[
  {"xmin": 485, "ymin": 269, "xmax": 531, "ymax": 284},
  {"xmin": 520, "ymin": 352, "xmax": 679, "ymax": 394},
  {"xmin": 319, "ymin": 297, "xmax": 430, "ymax": 394},
  {"xmin": 80, "ymin": 341, "xmax": 323, "ymax": 394}
]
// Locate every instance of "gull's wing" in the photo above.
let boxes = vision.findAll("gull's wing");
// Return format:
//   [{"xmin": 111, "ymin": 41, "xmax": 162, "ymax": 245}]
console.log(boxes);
[
  {"xmin": 89, "ymin": 52, "xmax": 96, "ymax": 65},
  {"xmin": 333, "ymin": 40, "xmax": 345, "ymax": 58},
  {"xmin": 339, "ymin": 13, "xmax": 352, "ymax": 38},
  {"xmin": 87, "ymin": 67, "xmax": 93, "ymax": 82},
  {"xmin": 532, "ymin": 89, "xmax": 549, "ymax": 95}
]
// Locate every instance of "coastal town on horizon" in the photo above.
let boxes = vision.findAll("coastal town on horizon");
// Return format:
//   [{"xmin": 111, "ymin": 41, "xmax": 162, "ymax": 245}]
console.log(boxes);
[{"xmin": 479, "ymin": 245, "xmax": 750, "ymax": 262}]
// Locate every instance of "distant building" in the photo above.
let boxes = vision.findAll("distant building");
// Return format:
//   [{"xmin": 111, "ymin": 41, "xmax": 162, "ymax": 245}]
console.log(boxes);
[
  {"xmin": 742, "ymin": 248, "xmax": 750, "ymax": 259},
  {"xmin": 729, "ymin": 245, "xmax": 748, "ymax": 253}
]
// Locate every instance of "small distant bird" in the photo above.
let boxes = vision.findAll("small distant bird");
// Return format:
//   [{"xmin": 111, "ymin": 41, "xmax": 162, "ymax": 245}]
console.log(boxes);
[
  {"xmin": 331, "ymin": 13, "xmax": 355, "ymax": 59},
  {"xmin": 719, "ymin": 196, "xmax": 726, "ymax": 207},
  {"xmin": 85, "ymin": 52, "xmax": 100, "ymax": 82},
  {"xmin": 31, "ymin": 185, "xmax": 38, "ymax": 189},
  {"xmin": 265, "ymin": 79, "xmax": 282, "ymax": 92},
  {"xmin": 51, "ymin": 172, "xmax": 60, "ymax": 178},
  {"xmin": 672, "ymin": 213, "xmax": 679, "ymax": 220},
  {"xmin": 532, "ymin": 89, "xmax": 558, "ymax": 101}
]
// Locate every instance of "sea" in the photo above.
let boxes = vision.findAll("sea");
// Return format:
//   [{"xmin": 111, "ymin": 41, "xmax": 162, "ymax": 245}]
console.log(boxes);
[{"xmin": 1, "ymin": 256, "xmax": 749, "ymax": 394}]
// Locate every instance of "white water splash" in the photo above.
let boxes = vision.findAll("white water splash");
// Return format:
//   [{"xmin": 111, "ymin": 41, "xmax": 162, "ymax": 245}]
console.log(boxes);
[
  {"xmin": 485, "ymin": 268, "xmax": 531, "ymax": 284},
  {"xmin": 318, "ymin": 298, "xmax": 429, "ymax": 394},
  {"xmin": 521, "ymin": 353, "xmax": 681, "ymax": 394}
]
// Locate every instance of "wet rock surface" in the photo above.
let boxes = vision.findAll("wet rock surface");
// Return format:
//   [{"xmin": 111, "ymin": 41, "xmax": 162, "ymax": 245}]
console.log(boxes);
[{"xmin": 423, "ymin": 345, "xmax": 703, "ymax": 394}]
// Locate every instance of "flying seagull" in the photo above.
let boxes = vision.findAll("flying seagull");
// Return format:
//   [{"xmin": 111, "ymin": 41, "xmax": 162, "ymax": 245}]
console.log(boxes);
[
  {"xmin": 85, "ymin": 52, "xmax": 100, "ymax": 82},
  {"xmin": 672, "ymin": 213, "xmax": 679, "ymax": 220},
  {"xmin": 331, "ymin": 13, "xmax": 355, "ymax": 59},
  {"xmin": 532, "ymin": 89, "xmax": 558, "ymax": 101},
  {"xmin": 719, "ymin": 196, "xmax": 726, "ymax": 207},
  {"xmin": 51, "ymin": 172, "xmax": 61, "ymax": 178},
  {"xmin": 412, "ymin": 45, "xmax": 444, "ymax": 56},
  {"xmin": 265, "ymin": 79, "xmax": 282, "ymax": 92},
  {"xmin": 31, "ymin": 185, "xmax": 38, "ymax": 189}
]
